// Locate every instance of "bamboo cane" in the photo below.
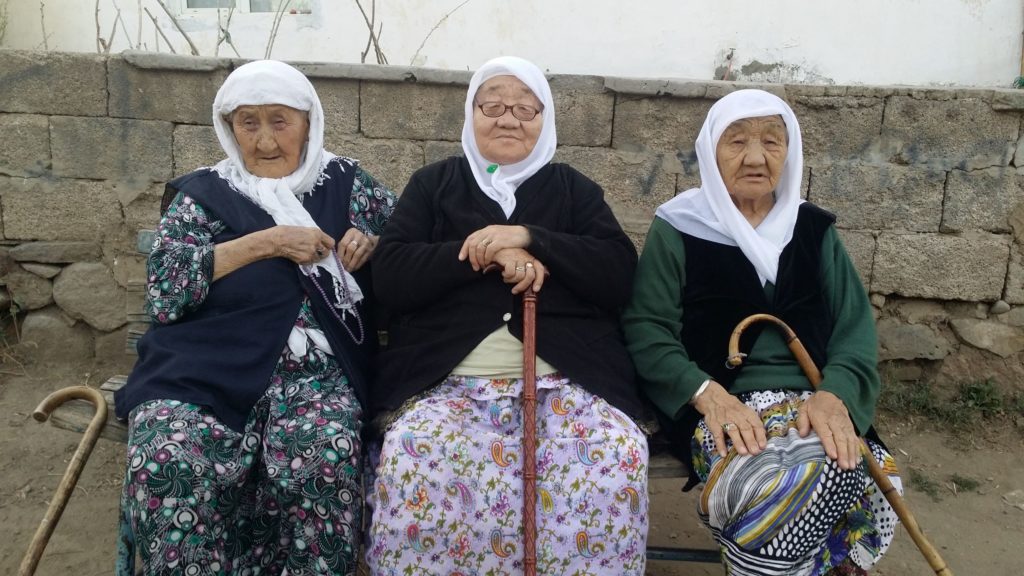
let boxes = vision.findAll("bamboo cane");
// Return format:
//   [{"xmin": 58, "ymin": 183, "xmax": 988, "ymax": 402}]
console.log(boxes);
[
  {"xmin": 19, "ymin": 386, "xmax": 108, "ymax": 576},
  {"xmin": 726, "ymin": 313, "xmax": 952, "ymax": 576},
  {"xmin": 521, "ymin": 289, "xmax": 538, "ymax": 576}
]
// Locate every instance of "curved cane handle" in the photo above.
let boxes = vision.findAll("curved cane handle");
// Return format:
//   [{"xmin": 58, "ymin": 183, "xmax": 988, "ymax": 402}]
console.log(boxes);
[
  {"xmin": 726, "ymin": 314, "xmax": 952, "ymax": 576},
  {"xmin": 19, "ymin": 386, "xmax": 108, "ymax": 576}
]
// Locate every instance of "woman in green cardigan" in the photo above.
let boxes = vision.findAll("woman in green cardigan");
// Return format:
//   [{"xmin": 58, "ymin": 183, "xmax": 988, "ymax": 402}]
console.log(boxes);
[{"xmin": 623, "ymin": 89, "xmax": 901, "ymax": 576}]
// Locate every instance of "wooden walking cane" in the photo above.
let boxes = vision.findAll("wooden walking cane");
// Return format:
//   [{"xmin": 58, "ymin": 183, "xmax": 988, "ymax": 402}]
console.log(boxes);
[
  {"xmin": 19, "ymin": 386, "xmax": 108, "ymax": 576},
  {"xmin": 726, "ymin": 313, "xmax": 952, "ymax": 576},
  {"xmin": 521, "ymin": 289, "xmax": 539, "ymax": 576}
]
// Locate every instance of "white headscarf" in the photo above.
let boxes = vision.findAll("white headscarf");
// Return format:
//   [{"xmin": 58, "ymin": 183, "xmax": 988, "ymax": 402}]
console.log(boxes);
[
  {"xmin": 211, "ymin": 60, "xmax": 361, "ymax": 355},
  {"xmin": 655, "ymin": 89, "xmax": 804, "ymax": 285},
  {"xmin": 461, "ymin": 56, "xmax": 557, "ymax": 218}
]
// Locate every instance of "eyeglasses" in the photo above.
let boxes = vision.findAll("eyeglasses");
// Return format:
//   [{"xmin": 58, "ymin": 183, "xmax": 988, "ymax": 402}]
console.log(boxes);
[{"xmin": 476, "ymin": 101, "xmax": 542, "ymax": 122}]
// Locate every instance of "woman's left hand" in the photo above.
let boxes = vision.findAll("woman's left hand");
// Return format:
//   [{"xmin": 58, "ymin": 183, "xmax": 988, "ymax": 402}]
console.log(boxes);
[
  {"xmin": 796, "ymin": 390, "xmax": 862, "ymax": 470},
  {"xmin": 458, "ymin": 225, "xmax": 532, "ymax": 271},
  {"xmin": 336, "ymin": 228, "xmax": 378, "ymax": 271}
]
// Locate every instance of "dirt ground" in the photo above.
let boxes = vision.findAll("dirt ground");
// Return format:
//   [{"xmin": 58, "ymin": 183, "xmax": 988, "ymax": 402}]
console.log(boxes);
[{"xmin": 1, "ymin": 361, "xmax": 1022, "ymax": 575}]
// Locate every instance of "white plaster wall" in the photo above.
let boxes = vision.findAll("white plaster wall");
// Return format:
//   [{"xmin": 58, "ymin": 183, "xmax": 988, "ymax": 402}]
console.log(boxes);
[{"xmin": 3, "ymin": 0, "xmax": 1021, "ymax": 87}]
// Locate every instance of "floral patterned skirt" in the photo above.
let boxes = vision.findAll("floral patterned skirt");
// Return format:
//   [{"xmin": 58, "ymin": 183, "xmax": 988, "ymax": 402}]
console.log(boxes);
[
  {"xmin": 692, "ymin": 390, "xmax": 902, "ymax": 576},
  {"xmin": 366, "ymin": 374, "xmax": 649, "ymax": 575},
  {"xmin": 120, "ymin": 366, "xmax": 363, "ymax": 576}
]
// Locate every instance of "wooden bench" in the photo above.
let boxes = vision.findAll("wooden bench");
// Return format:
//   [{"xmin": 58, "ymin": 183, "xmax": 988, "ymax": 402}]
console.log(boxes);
[{"xmin": 45, "ymin": 230, "xmax": 721, "ymax": 565}]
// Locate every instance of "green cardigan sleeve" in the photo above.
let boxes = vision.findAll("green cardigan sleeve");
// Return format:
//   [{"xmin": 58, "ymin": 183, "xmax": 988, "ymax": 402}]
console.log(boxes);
[
  {"xmin": 622, "ymin": 217, "xmax": 711, "ymax": 420},
  {"xmin": 818, "ymin": 226, "xmax": 881, "ymax": 435}
]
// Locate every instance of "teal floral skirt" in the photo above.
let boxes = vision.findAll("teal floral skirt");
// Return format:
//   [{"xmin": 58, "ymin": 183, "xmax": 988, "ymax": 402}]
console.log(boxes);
[
  {"xmin": 366, "ymin": 373, "xmax": 649, "ymax": 575},
  {"xmin": 120, "ymin": 364, "xmax": 362, "ymax": 576}
]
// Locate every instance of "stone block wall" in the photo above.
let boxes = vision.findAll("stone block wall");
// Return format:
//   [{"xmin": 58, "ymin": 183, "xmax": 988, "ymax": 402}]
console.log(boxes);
[{"xmin": 1, "ymin": 49, "xmax": 1023, "ymax": 391}]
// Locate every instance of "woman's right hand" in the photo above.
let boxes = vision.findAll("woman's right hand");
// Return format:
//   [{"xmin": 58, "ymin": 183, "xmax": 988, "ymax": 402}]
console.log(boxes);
[
  {"xmin": 264, "ymin": 225, "xmax": 335, "ymax": 265},
  {"xmin": 691, "ymin": 381, "xmax": 767, "ymax": 458},
  {"xmin": 487, "ymin": 247, "xmax": 547, "ymax": 294},
  {"xmin": 458, "ymin": 225, "xmax": 532, "ymax": 271}
]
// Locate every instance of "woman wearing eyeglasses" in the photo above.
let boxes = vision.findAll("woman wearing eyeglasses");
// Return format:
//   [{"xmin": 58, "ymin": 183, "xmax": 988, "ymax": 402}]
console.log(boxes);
[{"xmin": 365, "ymin": 56, "xmax": 649, "ymax": 574}]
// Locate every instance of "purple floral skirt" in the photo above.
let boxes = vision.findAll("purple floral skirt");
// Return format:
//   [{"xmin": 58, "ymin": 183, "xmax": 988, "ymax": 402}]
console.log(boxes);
[{"xmin": 366, "ymin": 374, "xmax": 649, "ymax": 575}]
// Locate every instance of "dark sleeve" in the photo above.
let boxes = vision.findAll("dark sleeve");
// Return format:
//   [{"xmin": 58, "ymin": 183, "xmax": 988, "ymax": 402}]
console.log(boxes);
[
  {"xmin": 524, "ymin": 167, "xmax": 638, "ymax": 310},
  {"xmin": 371, "ymin": 169, "xmax": 481, "ymax": 314}
]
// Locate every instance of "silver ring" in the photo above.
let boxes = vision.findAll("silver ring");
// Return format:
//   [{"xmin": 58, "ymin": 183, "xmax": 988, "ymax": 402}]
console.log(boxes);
[
  {"xmin": 722, "ymin": 422, "xmax": 736, "ymax": 433},
  {"xmin": 481, "ymin": 239, "xmax": 492, "ymax": 246},
  {"xmin": 525, "ymin": 262, "xmax": 534, "ymax": 268},
  {"xmin": 350, "ymin": 240, "xmax": 359, "ymax": 247},
  {"xmin": 515, "ymin": 266, "xmax": 525, "ymax": 272}
]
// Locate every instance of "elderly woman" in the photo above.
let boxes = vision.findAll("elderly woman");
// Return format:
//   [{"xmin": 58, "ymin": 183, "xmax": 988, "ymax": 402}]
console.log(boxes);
[
  {"xmin": 114, "ymin": 61, "xmax": 396, "ymax": 576},
  {"xmin": 623, "ymin": 90, "xmax": 901, "ymax": 576},
  {"xmin": 365, "ymin": 56, "xmax": 649, "ymax": 574}
]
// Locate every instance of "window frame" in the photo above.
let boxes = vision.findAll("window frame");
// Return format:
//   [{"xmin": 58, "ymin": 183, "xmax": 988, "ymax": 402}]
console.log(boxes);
[{"xmin": 177, "ymin": 0, "xmax": 312, "ymax": 15}]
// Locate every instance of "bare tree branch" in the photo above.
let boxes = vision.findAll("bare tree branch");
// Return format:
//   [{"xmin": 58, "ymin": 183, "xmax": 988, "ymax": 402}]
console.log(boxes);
[
  {"xmin": 353, "ymin": 0, "xmax": 387, "ymax": 65},
  {"xmin": 39, "ymin": 1, "xmax": 49, "ymax": 50},
  {"xmin": 112, "ymin": 0, "xmax": 135, "ymax": 50},
  {"xmin": 216, "ymin": 6, "xmax": 239, "ymax": 58},
  {"xmin": 103, "ymin": 11, "xmax": 119, "ymax": 53},
  {"xmin": 154, "ymin": 0, "xmax": 200, "ymax": 56},
  {"xmin": 95, "ymin": 0, "xmax": 103, "ymax": 52},
  {"xmin": 0, "ymin": 0, "xmax": 9, "ymax": 45},
  {"xmin": 144, "ymin": 7, "xmax": 176, "ymax": 54},
  {"xmin": 265, "ymin": 0, "xmax": 293, "ymax": 59},
  {"xmin": 411, "ymin": 0, "xmax": 473, "ymax": 66},
  {"xmin": 359, "ymin": 0, "xmax": 373, "ymax": 63}
]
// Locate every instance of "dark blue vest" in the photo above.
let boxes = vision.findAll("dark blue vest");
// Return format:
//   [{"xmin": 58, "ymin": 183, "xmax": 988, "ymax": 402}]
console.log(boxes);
[
  {"xmin": 660, "ymin": 202, "xmax": 837, "ymax": 487},
  {"xmin": 115, "ymin": 159, "xmax": 375, "ymax": 432},
  {"xmin": 679, "ymin": 202, "xmax": 836, "ymax": 388}
]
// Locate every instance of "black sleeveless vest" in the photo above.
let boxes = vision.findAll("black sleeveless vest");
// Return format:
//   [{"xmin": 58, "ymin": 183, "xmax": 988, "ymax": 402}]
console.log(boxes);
[
  {"xmin": 664, "ymin": 202, "xmax": 836, "ymax": 485},
  {"xmin": 115, "ymin": 159, "xmax": 376, "ymax": 432}
]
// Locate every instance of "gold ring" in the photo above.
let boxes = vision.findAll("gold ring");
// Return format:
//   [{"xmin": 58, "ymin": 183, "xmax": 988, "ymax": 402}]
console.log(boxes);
[
  {"xmin": 722, "ymin": 422, "xmax": 736, "ymax": 433},
  {"xmin": 515, "ymin": 266, "xmax": 525, "ymax": 271},
  {"xmin": 481, "ymin": 239, "xmax": 491, "ymax": 246},
  {"xmin": 350, "ymin": 240, "xmax": 359, "ymax": 247}
]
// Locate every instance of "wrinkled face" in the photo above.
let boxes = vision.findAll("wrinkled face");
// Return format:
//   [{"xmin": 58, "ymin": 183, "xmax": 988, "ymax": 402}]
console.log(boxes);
[
  {"xmin": 472, "ymin": 75, "xmax": 544, "ymax": 165},
  {"xmin": 715, "ymin": 115, "xmax": 788, "ymax": 206},
  {"xmin": 229, "ymin": 104, "xmax": 310, "ymax": 178}
]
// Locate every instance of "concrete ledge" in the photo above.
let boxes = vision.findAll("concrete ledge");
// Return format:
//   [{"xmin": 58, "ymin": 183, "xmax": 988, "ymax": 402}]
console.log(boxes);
[
  {"xmin": 293, "ymin": 61, "xmax": 472, "ymax": 85},
  {"xmin": 120, "ymin": 50, "xmax": 230, "ymax": 72},
  {"xmin": 991, "ymin": 89, "xmax": 1024, "ymax": 111},
  {"xmin": 604, "ymin": 77, "xmax": 710, "ymax": 98}
]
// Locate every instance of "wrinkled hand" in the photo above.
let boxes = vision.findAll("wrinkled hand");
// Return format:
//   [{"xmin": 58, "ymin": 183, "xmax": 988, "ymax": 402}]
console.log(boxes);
[
  {"xmin": 337, "ymin": 228, "xmax": 378, "ymax": 271},
  {"xmin": 692, "ymin": 381, "xmax": 767, "ymax": 458},
  {"xmin": 486, "ymin": 247, "xmax": 547, "ymax": 294},
  {"xmin": 265, "ymin": 225, "xmax": 335, "ymax": 265},
  {"xmin": 797, "ymin": 390, "xmax": 862, "ymax": 470},
  {"xmin": 458, "ymin": 225, "xmax": 531, "ymax": 271}
]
